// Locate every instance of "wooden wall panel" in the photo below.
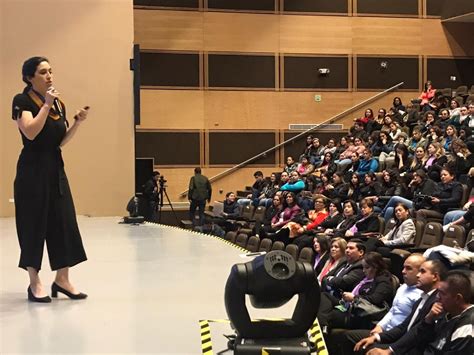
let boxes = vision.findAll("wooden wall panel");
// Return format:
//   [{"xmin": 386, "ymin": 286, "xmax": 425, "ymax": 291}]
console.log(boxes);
[
  {"xmin": 207, "ymin": 0, "xmax": 275, "ymax": 12},
  {"xmin": 352, "ymin": 17, "xmax": 421, "ymax": 55},
  {"xmin": 426, "ymin": 0, "xmax": 444, "ymax": 16},
  {"xmin": 203, "ymin": 12, "xmax": 279, "ymax": 52},
  {"xmin": 283, "ymin": 0, "xmax": 349, "ymax": 14},
  {"xmin": 279, "ymin": 15, "xmax": 352, "ymax": 54},
  {"xmin": 209, "ymin": 132, "xmax": 277, "ymax": 165},
  {"xmin": 139, "ymin": 90, "xmax": 204, "ymax": 129},
  {"xmin": 140, "ymin": 52, "xmax": 200, "ymax": 87},
  {"xmin": 208, "ymin": 54, "xmax": 276, "ymax": 88},
  {"xmin": 135, "ymin": 10, "xmax": 473, "ymax": 57},
  {"xmin": 357, "ymin": 0, "xmax": 419, "ymax": 16},
  {"xmin": 136, "ymin": 131, "xmax": 201, "ymax": 165},
  {"xmin": 134, "ymin": 10, "xmax": 203, "ymax": 50},
  {"xmin": 283, "ymin": 56, "xmax": 349, "ymax": 89},
  {"xmin": 140, "ymin": 90, "xmax": 420, "ymax": 130},
  {"xmin": 357, "ymin": 56, "xmax": 419, "ymax": 90},
  {"xmin": 134, "ymin": 0, "xmax": 198, "ymax": 8}
]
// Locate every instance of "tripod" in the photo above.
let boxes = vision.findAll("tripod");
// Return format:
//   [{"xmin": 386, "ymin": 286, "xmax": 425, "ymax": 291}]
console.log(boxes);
[{"xmin": 156, "ymin": 183, "xmax": 179, "ymax": 225}]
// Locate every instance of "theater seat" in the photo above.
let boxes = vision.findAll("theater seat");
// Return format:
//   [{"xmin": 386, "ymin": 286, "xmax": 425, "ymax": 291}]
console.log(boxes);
[
  {"xmin": 271, "ymin": 241, "xmax": 285, "ymax": 251},
  {"xmin": 285, "ymin": 244, "xmax": 299, "ymax": 260},
  {"xmin": 298, "ymin": 247, "xmax": 314, "ymax": 264},
  {"xmin": 235, "ymin": 233, "xmax": 249, "ymax": 248},
  {"xmin": 443, "ymin": 225, "xmax": 466, "ymax": 248},
  {"xmin": 225, "ymin": 231, "xmax": 237, "ymax": 243},
  {"xmin": 258, "ymin": 238, "xmax": 273, "ymax": 252},
  {"xmin": 246, "ymin": 236, "xmax": 260, "ymax": 252}
]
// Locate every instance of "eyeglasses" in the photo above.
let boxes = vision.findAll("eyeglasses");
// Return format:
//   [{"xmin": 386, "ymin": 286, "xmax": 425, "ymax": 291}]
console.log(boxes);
[{"xmin": 315, "ymin": 200, "xmax": 324, "ymax": 204}]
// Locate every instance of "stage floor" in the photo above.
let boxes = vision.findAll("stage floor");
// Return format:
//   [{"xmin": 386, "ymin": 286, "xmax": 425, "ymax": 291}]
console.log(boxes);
[{"xmin": 0, "ymin": 216, "xmax": 301, "ymax": 354}]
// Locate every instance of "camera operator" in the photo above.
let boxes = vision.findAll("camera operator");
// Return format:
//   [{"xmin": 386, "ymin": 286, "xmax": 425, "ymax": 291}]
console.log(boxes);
[{"xmin": 143, "ymin": 171, "xmax": 160, "ymax": 221}]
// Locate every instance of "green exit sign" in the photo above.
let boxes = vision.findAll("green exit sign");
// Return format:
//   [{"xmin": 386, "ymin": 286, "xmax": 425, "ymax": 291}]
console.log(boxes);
[{"xmin": 314, "ymin": 94, "xmax": 322, "ymax": 102}]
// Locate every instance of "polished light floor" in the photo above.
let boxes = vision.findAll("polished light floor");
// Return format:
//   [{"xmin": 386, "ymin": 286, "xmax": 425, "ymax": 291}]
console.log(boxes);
[{"xmin": 0, "ymin": 217, "xmax": 299, "ymax": 354}]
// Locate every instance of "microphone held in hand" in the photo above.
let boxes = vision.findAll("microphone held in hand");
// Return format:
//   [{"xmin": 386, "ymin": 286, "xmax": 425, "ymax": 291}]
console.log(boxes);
[{"xmin": 53, "ymin": 98, "xmax": 64, "ymax": 118}]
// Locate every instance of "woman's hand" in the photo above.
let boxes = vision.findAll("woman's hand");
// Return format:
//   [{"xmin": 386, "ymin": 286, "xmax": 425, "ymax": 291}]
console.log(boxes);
[
  {"xmin": 431, "ymin": 197, "xmax": 440, "ymax": 204},
  {"xmin": 45, "ymin": 87, "xmax": 60, "ymax": 106},
  {"xmin": 342, "ymin": 292, "xmax": 354, "ymax": 302},
  {"xmin": 74, "ymin": 107, "xmax": 89, "ymax": 123}
]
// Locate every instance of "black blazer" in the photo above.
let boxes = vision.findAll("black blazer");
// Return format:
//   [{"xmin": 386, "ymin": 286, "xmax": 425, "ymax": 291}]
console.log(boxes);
[
  {"xmin": 323, "ymin": 259, "xmax": 365, "ymax": 299},
  {"xmin": 380, "ymin": 290, "xmax": 439, "ymax": 354},
  {"xmin": 356, "ymin": 272, "xmax": 394, "ymax": 308},
  {"xmin": 353, "ymin": 213, "xmax": 381, "ymax": 238}
]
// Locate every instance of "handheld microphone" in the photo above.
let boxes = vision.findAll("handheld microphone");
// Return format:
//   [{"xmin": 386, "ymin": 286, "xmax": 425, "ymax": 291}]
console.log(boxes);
[{"xmin": 53, "ymin": 98, "xmax": 63, "ymax": 118}]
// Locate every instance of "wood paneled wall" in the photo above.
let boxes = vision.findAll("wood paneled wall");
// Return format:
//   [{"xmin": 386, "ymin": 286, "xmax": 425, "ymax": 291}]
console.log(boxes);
[
  {"xmin": 135, "ymin": 10, "xmax": 474, "ymax": 56},
  {"xmin": 133, "ymin": 6, "xmax": 473, "ymax": 200}
]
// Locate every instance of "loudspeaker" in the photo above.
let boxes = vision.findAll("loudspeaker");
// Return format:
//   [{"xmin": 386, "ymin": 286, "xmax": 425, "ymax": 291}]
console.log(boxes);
[{"xmin": 135, "ymin": 158, "xmax": 153, "ymax": 193}]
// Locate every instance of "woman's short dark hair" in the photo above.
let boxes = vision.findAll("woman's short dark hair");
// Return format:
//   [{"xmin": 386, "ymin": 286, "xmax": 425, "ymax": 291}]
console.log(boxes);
[
  {"xmin": 363, "ymin": 251, "xmax": 388, "ymax": 276},
  {"xmin": 22, "ymin": 56, "xmax": 49, "ymax": 86},
  {"xmin": 360, "ymin": 198, "xmax": 374, "ymax": 209},
  {"xmin": 394, "ymin": 202, "xmax": 411, "ymax": 222},
  {"xmin": 343, "ymin": 199, "xmax": 359, "ymax": 215},
  {"xmin": 315, "ymin": 235, "xmax": 331, "ymax": 254}
]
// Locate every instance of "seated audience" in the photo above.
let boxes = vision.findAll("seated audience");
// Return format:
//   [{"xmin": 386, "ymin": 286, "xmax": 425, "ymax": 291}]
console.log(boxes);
[
  {"xmin": 353, "ymin": 260, "xmax": 447, "ymax": 355},
  {"xmin": 326, "ymin": 200, "xmax": 359, "ymax": 239},
  {"xmin": 381, "ymin": 169, "xmax": 437, "ymax": 221},
  {"xmin": 344, "ymin": 198, "xmax": 381, "ymax": 239},
  {"xmin": 280, "ymin": 170, "xmax": 305, "ymax": 194},
  {"xmin": 342, "ymin": 254, "xmax": 424, "ymax": 355},
  {"xmin": 270, "ymin": 192, "xmax": 301, "ymax": 237},
  {"xmin": 318, "ymin": 251, "xmax": 393, "ymax": 331}
]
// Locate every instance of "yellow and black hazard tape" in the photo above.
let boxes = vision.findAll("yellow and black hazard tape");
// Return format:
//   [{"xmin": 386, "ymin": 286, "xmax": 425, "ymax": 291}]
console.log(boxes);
[
  {"xmin": 309, "ymin": 317, "xmax": 329, "ymax": 355},
  {"xmin": 199, "ymin": 318, "xmax": 328, "ymax": 355},
  {"xmin": 199, "ymin": 320, "xmax": 213, "ymax": 355}
]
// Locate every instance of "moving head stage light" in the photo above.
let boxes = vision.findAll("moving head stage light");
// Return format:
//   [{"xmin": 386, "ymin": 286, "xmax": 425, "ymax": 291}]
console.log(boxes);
[{"xmin": 224, "ymin": 250, "xmax": 321, "ymax": 354}]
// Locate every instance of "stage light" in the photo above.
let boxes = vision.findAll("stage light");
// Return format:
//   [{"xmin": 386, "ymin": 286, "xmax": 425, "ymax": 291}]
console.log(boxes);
[{"xmin": 224, "ymin": 250, "xmax": 320, "ymax": 354}]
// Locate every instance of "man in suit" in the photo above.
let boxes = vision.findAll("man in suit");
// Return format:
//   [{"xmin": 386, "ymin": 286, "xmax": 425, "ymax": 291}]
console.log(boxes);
[
  {"xmin": 354, "ymin": 259, "xmax": 447, "ymax": 355},
  {"xmin": 318, "ymin": 239, "xmax": 366, "ymax": 330}
]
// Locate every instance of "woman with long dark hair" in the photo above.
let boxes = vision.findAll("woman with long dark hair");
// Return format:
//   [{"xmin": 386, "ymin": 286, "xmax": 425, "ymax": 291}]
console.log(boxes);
[{"xmin": 12, "ymin": 56, "xmax": 89, "ymax": 302}]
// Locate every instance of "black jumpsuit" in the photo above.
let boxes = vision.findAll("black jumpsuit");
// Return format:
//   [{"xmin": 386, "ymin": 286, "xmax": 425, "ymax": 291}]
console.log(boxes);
[{"xmin": 12, "ymin": 91, "xmax": 87, "ymax": 271}]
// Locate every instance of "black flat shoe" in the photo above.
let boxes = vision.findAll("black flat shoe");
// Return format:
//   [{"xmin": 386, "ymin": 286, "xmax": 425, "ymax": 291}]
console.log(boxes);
[
  {"xmin": 51, "ymin": 282, "xmax": 87, "ymax": 300},
  {"xmin": 27, "ymin": 286, "xmax": 52, "ymax": 303}
]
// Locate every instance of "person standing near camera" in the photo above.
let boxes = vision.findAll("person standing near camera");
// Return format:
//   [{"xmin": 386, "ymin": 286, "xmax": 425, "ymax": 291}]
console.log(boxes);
[
  {"xmin": 188, "ymin": 167, "xmax": 212, "ymax": 226},
  {"xmin": 12, "ymin": 56, "xmax": 89, "ymax": 302},
  {"xmin": 143, "ymin": 171, "xmax": 160, "ymax": 221}
]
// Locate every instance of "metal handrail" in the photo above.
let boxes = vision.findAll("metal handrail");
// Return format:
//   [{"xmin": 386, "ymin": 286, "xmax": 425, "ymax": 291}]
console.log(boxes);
[{"xmin": 180, "ymin": 82, "xmax": 404, "ymax": 196}]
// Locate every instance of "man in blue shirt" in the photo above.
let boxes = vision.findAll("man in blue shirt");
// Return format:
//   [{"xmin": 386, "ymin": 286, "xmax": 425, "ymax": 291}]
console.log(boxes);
[{"xmin": 341, "ymin": 254, "xmax": 425, "ymax": 354}]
